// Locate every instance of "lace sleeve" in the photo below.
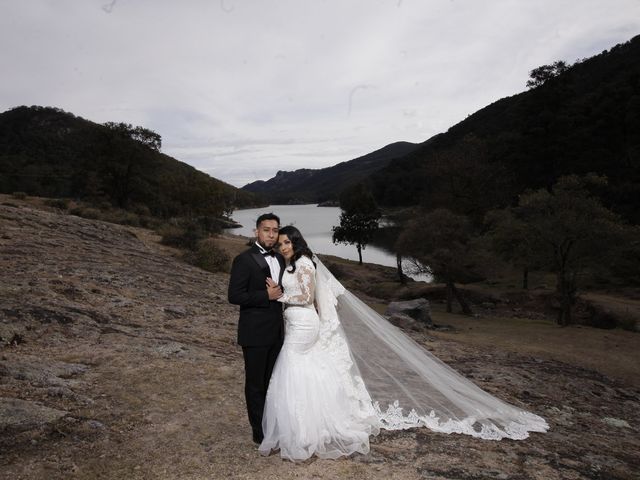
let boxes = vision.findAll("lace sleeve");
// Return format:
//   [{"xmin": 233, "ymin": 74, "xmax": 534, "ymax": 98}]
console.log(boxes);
[{"xmin": 278, "ymin": 259, "xmax": 315, "ymax": 306}]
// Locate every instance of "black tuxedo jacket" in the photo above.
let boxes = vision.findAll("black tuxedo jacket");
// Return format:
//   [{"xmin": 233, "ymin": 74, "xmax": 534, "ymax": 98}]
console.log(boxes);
[{"xmin": 228, "ymin": 244, "xmax": 285, "ymax": 347}]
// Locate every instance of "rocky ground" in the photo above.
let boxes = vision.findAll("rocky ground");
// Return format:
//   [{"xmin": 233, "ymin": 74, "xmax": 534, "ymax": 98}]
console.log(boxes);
[{"xmin": 1, "ymin": 199, "xmax": 639, "ymax": 480}]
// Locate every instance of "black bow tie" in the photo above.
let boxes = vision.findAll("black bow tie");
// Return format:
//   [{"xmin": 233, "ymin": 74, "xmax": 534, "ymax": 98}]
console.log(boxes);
[{"xmin": 262, "ymin": 250, "xmax": 276, "ymax": 257}]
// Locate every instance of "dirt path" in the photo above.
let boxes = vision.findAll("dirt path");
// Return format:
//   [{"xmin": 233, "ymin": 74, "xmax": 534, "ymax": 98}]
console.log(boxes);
[{"xmin": 1, "ymin": 202, "xmax": 639, "ymax": 479}]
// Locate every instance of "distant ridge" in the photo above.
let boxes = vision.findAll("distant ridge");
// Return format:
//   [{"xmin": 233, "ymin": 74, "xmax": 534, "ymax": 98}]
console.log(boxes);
[
  {"xmin": 242, "ymin": 141, "xmax": 421, "ymax": 204},
  {"xmin": 243, "ymin": 35, "xmax": 640, "ymax": 220}
]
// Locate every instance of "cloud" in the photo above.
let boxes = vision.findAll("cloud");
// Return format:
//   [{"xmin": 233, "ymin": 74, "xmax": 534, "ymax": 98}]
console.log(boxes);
[{"xmin": 1, "ymin": 0, "xmax": 639, "ymax": 186}]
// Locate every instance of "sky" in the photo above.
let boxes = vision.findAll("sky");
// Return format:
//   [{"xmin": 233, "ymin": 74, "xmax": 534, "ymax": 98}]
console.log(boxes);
[{"xmin": 1, "ymin": 1, "xmax": 639, "ymax": 187}]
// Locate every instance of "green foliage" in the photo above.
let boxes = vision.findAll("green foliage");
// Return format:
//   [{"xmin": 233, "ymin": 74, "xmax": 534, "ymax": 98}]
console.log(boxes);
[
  {"xmin": 44, "ymin": 198, "xmax": 69, "ymax": 210},
  {"xmin": 395, "ymin": 209, "xmax": 486, "ymax": 281},
  {"xmin": 339, "ymin": 183, "xmax": 378, "ymax": 215},
  {"xmin": 332, "ymin": 212, "xmax": 380, "ymax": 257},
  {"xmin": 396, "ymin": 135, "xmax": 512, "ymax": 223},
  {"xmin": 185, "ymin": 238, "xmax": 231, "ymax": 273},
  {"xmin": 607, "ymin": 235, "xmax": 640, "ymax": 285},
  {"xmin": 70, "ymin": 207, "xmax": 101, "ymax": 220},
  {"xmin": 104, "ymin": 121, "xmax": 162, "ymax": 151},
  {"xmin": 158, "ymin": 216, "xmax": 224, "ymax": 251},
  {"xmin": 159, "ymin": 222, "xmax": 205, "ymax": 251},
  {"xmin": 99, "ymin": 209, "xmax": 145, "ymax": 227},
  {"xmin": 483, "ymin": 207, "xmax": 542, "ymax": 288},
  {"xmin": 372, "ymin": 35, "xmax": 640, "ymax": 225},
  {"xmin": 584, "ymin": 302, "xmax": 638, "ymax": 331},
  {"xmin": 395, "ymin": 208, "xmax": 485, "ymax": 314},
  {"xmin": 0, "ymin": 105, "xmax": 262, "ymax": 221},
  {"xmin": 332, "ymin": 184, "xmax": 381, "ymax": 264},
  {"xmin": 526, "ymin": 60, "xmax": 571, "ymax": 89},
  {"xmin": 65, "ymin": 201, "xmax": 157, "ymax": 228},
  {"xmin": 485, "ymin": 174, "xmax": 637, "ymax": 325}
]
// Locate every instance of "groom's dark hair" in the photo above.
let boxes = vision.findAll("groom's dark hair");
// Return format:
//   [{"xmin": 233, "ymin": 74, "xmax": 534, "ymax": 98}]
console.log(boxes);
[{"xmin": 256, "ymin": 212, "xmax": 280, "ymax": 228}]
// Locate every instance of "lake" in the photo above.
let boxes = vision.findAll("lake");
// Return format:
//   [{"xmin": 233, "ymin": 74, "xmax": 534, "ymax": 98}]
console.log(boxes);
[{"xmin": 228, "ymin": 204, "xmax": 432, "ymax": 282}]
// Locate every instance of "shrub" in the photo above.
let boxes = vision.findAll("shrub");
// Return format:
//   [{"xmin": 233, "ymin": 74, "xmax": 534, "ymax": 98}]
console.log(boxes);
[
  {"xmin": 186, "ymin": 238, "xmax": 230, "ymax": 273},
  {"xmin": 584, "ymin": 302, "xmax": 640, "ymax": 331},
  {"xmin": 193, "ymin": 215, "xmax": 224, "ymax": 235},
  {"xmin": 158, "ymin": 222, "xmax": 205, "ymax": 250},
  {"xmin": 44, "ymin": 198, "xmax": 69, "ymax": 210},
  {"xmin": 69, "ymin": 207, "xmax": 101, "ymax": 220},
  {"xmin": 132, "ymin": 204, "xmax": 152, "ymax": 217},
  {"xmin": 157, "ymin": 224, "xmax": 184, "ymax": 246},
  {"xmin": 137, "ymin": 215, "xmax": 158, "ymax": 229},
  {"xmin": 101, "ymin": 210, "xmax": 141, "ymax": 227}
]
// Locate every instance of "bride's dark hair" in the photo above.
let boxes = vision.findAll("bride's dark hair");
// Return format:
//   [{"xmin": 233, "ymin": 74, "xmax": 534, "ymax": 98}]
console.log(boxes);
[{"xmin": 278, "ymin": 225, "xmax": 315, "ymax": 273}]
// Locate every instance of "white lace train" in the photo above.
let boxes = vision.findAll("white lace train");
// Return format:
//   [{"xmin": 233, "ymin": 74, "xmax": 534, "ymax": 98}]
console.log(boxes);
[{"xmin": 259, "ymin": 256, "xmax": 548, "ymax": 461}]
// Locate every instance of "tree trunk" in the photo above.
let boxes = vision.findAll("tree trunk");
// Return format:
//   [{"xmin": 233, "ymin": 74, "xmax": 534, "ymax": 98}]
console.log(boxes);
[
  {"xmin": 556, "ymin": 271, "xmax": 575, "ymax": 326},
  {"xmin": 357, "ymin": 243, "xmax": 363, "ymax": 265},
  {"xmin": 396, "ymin": 253, "xmax": 406, "ymax": 284},
  {"xmin": 451, "ymin": 281, "xmax": 473, "ymax": 315},
  {"xmin": 557, "ymin": 289, "xmax": 571, "ymax": 326},
  {"xmin": 445, "ymin": 282, "xmax": 453, "ymax": 313},
  {"xmin": 522, "ymin": 266, "xmax": 529, "ymax": 290},
  {"xmin": 112, "ymin": 158, "xmax": 134, "ymax": 209}
]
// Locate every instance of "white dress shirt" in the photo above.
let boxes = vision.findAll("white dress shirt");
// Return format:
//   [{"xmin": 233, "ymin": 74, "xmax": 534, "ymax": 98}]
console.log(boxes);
[{"xmin": 255, "ymin": 242, "xmax": 281, "ymax": 282}]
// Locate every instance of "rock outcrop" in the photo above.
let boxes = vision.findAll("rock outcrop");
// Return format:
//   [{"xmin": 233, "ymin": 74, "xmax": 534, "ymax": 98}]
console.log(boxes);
[{"xmin": 385, "ymin": 298, "xmax": 433, "ymax": 329}]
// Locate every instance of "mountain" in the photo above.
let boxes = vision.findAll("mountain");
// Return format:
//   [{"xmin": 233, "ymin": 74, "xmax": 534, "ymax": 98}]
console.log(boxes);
[
  {"xmin": 242, "ymin": 141, "xmax": 421, "ymax": 204},
  {"xmin": 371, "ymin": 35, "xmax": 640, "ymax": 224},
  {"xmin": 0, "ymin": 106, "xmax": 262, "ymax": 217}
]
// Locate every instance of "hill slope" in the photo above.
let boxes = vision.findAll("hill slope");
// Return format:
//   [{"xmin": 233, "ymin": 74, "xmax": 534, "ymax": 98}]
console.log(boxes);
[
  {"xmin": 371, "ymin": 35, "xmax": 640, "ymax": 223},
  {"xmin": 242, "ymin": 141, "xmax": 420, "ymax": 204},
  {"xmin": 0, "ymin": 106, "xmax": 261, "ymax": 217},
  {"xmin": 1, "ymin": 199, "xmax": 639, "ymax": 478}
]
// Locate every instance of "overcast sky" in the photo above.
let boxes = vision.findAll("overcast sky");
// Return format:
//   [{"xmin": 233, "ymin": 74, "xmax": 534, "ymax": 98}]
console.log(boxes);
[{"xmin": 1, "ymin": 1, "xmax": 639, "ymax": 187}]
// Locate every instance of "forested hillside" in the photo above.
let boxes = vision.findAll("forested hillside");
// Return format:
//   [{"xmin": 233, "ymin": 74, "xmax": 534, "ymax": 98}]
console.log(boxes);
[
  {"xmin": 0, "ymin": 106, "xmax": 262, "ymax": 218},
  {"xmin": 371, "ymin": 35, "xmax": 640, "ymax": 224}
]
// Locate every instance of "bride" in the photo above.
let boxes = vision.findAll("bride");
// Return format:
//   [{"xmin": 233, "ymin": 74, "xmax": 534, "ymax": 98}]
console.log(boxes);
[{"xmin": 259, "ymin": 225, "xmax": 548, "ymax": 461}]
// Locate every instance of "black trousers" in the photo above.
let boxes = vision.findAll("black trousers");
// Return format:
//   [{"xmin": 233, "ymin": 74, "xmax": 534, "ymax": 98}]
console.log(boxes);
[{"xmin": 242, "ymin": 341, "xmax": 282, "ymax": 440}]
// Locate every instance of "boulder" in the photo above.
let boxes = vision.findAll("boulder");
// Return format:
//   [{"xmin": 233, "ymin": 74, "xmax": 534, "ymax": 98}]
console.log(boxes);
[
  {"xmin": 385, "ymin": 298, "xmax": 432, "ymax": 327},
  {"xmin": 0, "ymin": 397, "xmax": 67, "ymax": 431},
  {"xmin": 602, "ymin": 417, "xmax": 630, "ymax": 428},
  {"xmin": 0, "ymin": 356, "xmax": 88, "ymax": 387},
  {"xmin": 388, "ymin": 313, "xmax": 424, "ymax": 332}
]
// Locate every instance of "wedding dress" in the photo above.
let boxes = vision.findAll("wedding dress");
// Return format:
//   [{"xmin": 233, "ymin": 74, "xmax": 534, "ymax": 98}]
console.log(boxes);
[
  {"xmin": 259, "ymin": 256, "xmax": 548, "ymax": 461},
  {"xmin": 259, "ymin": 256, "xmax": 380, "ymax": 460}
]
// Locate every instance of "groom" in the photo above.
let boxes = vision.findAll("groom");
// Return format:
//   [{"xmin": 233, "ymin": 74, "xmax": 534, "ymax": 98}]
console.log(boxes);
[{"xmin": 228, "ymin": 212, "xmax": 285, "ymax": 444}]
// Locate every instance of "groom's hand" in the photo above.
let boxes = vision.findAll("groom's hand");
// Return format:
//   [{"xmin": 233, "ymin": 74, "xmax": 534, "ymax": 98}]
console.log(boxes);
[{"xmin": 266, "ymin": 277, "xmax": 282, "ymax": 300}]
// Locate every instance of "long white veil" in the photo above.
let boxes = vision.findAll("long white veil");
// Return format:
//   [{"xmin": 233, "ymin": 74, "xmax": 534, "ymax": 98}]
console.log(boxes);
[{"xmin": 313, "ymin": 257, "xmax": 549, "ymax": 440}]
